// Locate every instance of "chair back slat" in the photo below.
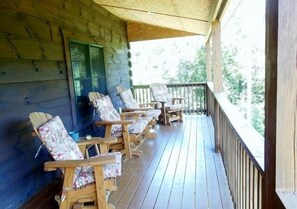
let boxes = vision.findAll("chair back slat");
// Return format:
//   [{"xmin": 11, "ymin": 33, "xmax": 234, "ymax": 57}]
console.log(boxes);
[
  {"xmin": 29, "ymin": 112, "xmax": 53, "ymax": 129},
  {"xmin": 88, "ymin": 92, "xmax": 104, "ymax": 102},
  {"xmin": 115, "ymin": 85, "xmax": 126, "ymax": 94}
]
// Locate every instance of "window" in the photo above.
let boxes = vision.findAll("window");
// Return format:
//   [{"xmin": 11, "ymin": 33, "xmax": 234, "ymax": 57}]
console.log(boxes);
[{"xmin": 70, "ymin": 41, "xmax": 107, "ymax": 124}]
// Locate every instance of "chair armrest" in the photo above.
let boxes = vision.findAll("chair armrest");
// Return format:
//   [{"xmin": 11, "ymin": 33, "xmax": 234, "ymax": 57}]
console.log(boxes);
[
  {"xmin": 120, "ymin": 111, "xmax": 147, "ymax": 116},
  {"xmin": 152, "ymin": 100, "xmax": 166, "ymax": 104},
  {"xmin": 172, "ymin": 97, "xmax": 184, "ymax": 100},
  {"xmin": 44, "ymin": 155, "xmax": 116, "ymax": 171},
  {"xmin": 123, "ymin": 107, "xmax": 153, "ymax": 111},
  {"xmin": 77, "ymin": 137, "xmax": 118, "ymax": 145},
  {"xmin": 139, "ymin": 102, "xmax": 160, "ymax": 108},
  {"xmin": 95, "ymin": 120, "xmax": 134, "ymax": 126},
  {"xmin": 172, "ymin": 97, "xmax": 184, "ymax": 104}
]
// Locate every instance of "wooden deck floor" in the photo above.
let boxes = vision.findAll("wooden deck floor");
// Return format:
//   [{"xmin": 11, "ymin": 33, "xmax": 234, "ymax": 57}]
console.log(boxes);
[{"xmin": 109, "ymin": 115, "xmax": 234, "ymax": 209}]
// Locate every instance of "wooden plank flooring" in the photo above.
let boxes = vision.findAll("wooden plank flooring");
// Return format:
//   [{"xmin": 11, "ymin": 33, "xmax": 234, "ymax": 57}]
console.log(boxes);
[{"xmin": 109, "ymin": 115, "xmax": 234, "ymax": 209}]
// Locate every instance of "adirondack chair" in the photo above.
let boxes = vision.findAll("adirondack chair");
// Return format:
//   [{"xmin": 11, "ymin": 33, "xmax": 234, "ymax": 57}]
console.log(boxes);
[
  {"xmin": 88, "ymin": 92, "xmax": 155, "ymax": 158},
  {"xmin": 29, "ymin": 112, "xmax": 121, "ymax": 209},
  {"xmin": 150, "ymin": 83, "xmax": 183, "ymax": 125},
  {"xmin": 115, "ymin": 85, "xmax": 161, "ymax": 124}
]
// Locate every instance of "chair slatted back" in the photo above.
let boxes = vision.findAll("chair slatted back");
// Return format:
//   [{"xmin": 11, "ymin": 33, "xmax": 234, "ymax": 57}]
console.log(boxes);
[
  {"xmin": 88, "ymin": 92, "xmax": 104, "ymax": 102},
  {"xmin": 115, "ymin": 85, "xmax": 126, "ymax": 94},
  {"xmin": 29, "ymin": 112, "xmax": 53, "ymax": 138}
]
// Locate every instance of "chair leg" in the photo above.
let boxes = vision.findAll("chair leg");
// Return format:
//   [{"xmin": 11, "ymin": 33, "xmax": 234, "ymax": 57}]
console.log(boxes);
[
  {"xmin": 59, "ymin": 169, "xmax": 76, "ymax": 209},
  {"xmin": 161, "ymin": 104, "xmax": 167, "ymax": 125},
  {"xmin": 179, "ymin": 110, "xmax": 183, "ymax": 122},
  {"xmin": 94, "ymin": 166, "xmax": 108, "ymax": 209}
]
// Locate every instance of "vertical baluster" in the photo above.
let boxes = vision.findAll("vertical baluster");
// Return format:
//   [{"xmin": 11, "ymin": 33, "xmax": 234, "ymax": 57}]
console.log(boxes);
[
  {"xmin": 253, "ymin": 166, "xmax": 260, "ymax": 209},
  {"xmin": 249, "ymin": 158, "xmax": 254, "ymax": 209},
  {"xmin": 245, "ymin": 156, "xmax": 248, "ymax": 209},
  {"xmin": 193, "ymin": 84, "xmax": 195, "ymax": 114},
  {"xmin": 147, "ymin": 85, "xmax": 149, "ymax": 103},
  {"xmin": 258, "ymin": 174, "xmax": 262, "ymax": 209},
  {"xmin": 236, "ymin": 139, "xmax": 240, "ymax": 209},
  {"xmin": 241, "ymin": 147, "xmax": 244, "ymax": 209}
]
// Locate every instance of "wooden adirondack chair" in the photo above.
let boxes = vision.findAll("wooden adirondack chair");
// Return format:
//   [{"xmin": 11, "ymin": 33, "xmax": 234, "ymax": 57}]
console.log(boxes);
[
  {"xmin": 29, "ymin": 112, "xmax": 122, "ymax": 209},
  {"xmin": 150, "ymin": 83, "xmax": 184, "ymax": 125},
  {"xmin": 88, "ymin": 92, "xmax": 155, "ymax": 159},
  {"xmin": 115, "ymin": 85, "xmax": 161, "ymax": 124}
]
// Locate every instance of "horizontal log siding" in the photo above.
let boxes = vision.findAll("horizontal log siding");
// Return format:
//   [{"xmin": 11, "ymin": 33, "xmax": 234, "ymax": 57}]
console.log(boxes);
[{"xmin": 0, "ymin": 0, "xmax": 130, "ymax": 208}]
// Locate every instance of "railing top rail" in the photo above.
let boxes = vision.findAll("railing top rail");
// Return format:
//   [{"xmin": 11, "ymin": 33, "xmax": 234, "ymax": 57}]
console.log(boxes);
[{"xmin": 133, "ymin": 82, "xmax": 207, "ymax": 88}]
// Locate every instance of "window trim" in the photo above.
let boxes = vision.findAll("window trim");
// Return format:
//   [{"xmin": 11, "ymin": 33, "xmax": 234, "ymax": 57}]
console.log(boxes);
[{"xmin": 61, "ymin": 29, "xmax": 107, "ymax": 130}]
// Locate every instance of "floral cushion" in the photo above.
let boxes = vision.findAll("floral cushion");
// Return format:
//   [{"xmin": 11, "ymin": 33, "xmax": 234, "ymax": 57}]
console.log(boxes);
[
  {"xmin": 38, "ymin": 116, "xmax": 121, "ymax": 189},
  {"xmin": 92, "ymin": 95, "xmax": 149, "ymax": 137},
  {"xmin": 38, "ymin": 116, "xmax": 84, "ymax": 161},
  {"xmin": 74, "ymin": 152, "xmax": 122, "ymax": 188},
  {"xmin": 150, "ymin": 83, "xmax": 183, "ymax": 110},
  {"xmin": 128, "ymin": 118, "xmax": 149, "ymax": 134},
  {"xmin": 150, "ymin": 83, "xmax": 172, "ymax": 108},
  {"xmin": 120, "ymin": 89, "xmax": 161, "ymax": 119},
  {"xmin": 119, "ymin": 89, "xmax": 140, "ymax": 109},
  {"xmin": 168, "ymin": 103, "xmax": 183, "ymax": 110},
  {"xmin": 147, "ymin": 109, "xmax": 161, "ymax": 119},
  {"xmin": 92, "ymin": 96, "xmax": 122, "ymax": 136}
]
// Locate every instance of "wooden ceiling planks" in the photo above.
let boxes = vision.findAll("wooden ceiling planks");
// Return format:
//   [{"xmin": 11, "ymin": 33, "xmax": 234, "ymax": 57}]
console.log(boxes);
[
  {"xmin": 127, "ymin": 21, "xmax": 197, "ymax": 42},
  {"xmin": 93, "ymin": 0, "xmax": 212, "ymax": 39}
]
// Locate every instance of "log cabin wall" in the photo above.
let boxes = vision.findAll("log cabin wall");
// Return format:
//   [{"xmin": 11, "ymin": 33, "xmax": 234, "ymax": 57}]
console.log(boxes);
[{"xmin": 0, "ymin": 0, "xmax": 130, "ymax": 207}]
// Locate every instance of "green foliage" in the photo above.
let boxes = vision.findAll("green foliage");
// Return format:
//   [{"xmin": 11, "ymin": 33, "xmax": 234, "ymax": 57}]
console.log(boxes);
[
  {"xmin": 170, "ymin": 45, "xmax": 207, "ymax": 83},
  {"xmin": 251, "ymin": 104, "xmax": 265, "ymax": 135},
  {"xmin": 221, "ymin": 47, "xmax": 246, "ymax": 105},
  {"xmin": 169, "ymin": 43, "xmax": 264, "ymax": 136}
]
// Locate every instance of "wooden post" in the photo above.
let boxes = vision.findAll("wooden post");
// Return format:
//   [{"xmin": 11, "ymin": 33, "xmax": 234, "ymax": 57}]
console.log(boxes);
[
  {"xmin": 206, "ymin": 40, "xmax": 212, "ymax": 82},
  {"xmin": 211, "ymin": 20, "xmax": 223, "ymax": 153},
  {"xmin": 275, "ymin": 0, "xmax": 297, "ymax": 191},
  {"xmin": 263, "ymin": 0, "xmax": 278, "ymax": 207},
  {"xmin": 264, "ymin": 0, "xmax": 297, "ymax": 208},
  {"xmin": 211, "ymin": 20, "xmax": 223, "ymax": 93}
]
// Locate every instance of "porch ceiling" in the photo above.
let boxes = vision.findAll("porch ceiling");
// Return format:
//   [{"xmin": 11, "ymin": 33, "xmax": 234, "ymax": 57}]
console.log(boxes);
[{"xmin": 93, "ymin": 0, "xmax": 228, "ymax": 41}]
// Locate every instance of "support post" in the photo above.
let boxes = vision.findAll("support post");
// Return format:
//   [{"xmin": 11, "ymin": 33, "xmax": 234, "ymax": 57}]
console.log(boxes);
[
  {"xmin": 211, "ymin": 20, "xmax": 223, "ymax": 152},
  {"xmin": 206, "ymin": 40, "xmax": 212, "ymax": 82},
  {"xmin": 211, "ymin": 20, "xmax": 223, "ymax": 93},
  {"xmin": 263, "ymin": 0, "xmax": 278, "ymax": 207}
]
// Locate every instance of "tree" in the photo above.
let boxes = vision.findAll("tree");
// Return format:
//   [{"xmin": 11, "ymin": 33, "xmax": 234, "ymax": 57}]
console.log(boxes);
[{"xmin": 170, "ymin": 45, "xmax": 207, "ymax": 83}]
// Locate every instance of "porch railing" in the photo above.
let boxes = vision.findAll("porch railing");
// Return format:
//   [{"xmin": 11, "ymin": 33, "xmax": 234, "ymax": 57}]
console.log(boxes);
[
  {"xmin": 207, "ymin": 82, "xmax": 264, "ymax": 209},
  {"xmin": 132, "ymin": 83, "xmax": 207, "ymax": 114}
]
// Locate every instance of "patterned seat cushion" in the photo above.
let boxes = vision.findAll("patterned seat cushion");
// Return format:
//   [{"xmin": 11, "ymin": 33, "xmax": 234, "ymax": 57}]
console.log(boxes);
[
  {"xmin": 38, "ymin": 116, "xmax": 121, "ymax": 189},
  {"xmin": 146, "ymin": 109, "xmax": 161, "ymax": 119},
  {"xmin": 167, "ymin": 103, "xmax": 183, "ymax": 110},
  {"xmin": 150, "ymin": 83, "xmax": 183, "ymax": 110},
  {"xmin": 120, "ymin": 89, "xmax": 161, "ymax": 119},
  {"xmin": 92, "ymin": 96, "xmax": 122, "ymax": 136},
  {"xmin": 92, "ymin": 95, "xmax": 149, "ymax": 137},
  {"xmin": 150, "ymin": 83, "xmax": 172, "ymax": 105},
  {"xmin": 119, "ymin": 89, "xmax": 140, "ymax": 109}
]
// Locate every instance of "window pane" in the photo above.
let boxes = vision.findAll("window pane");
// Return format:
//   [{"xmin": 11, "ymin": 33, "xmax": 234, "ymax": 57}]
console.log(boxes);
[
  {"xmin": 92, "ymin": 77, "xmax": 107, "ymax": 94},
  {"xmin": 70, "ymin": 43, "xmax": 88, "ymax": 79},
  {"xmin": 90, "ymin": 46, "xmax": 106, "ymax": 77},
  {"xmin": 74, "ymin": 78, "xmax": 92, "ymax": 96}
]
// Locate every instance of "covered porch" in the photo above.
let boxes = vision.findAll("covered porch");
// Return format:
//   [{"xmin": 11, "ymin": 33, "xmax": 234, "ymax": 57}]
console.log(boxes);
[{"xmin": 0, "ymin": 0, "xmax": 296, "ymax": 208}]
